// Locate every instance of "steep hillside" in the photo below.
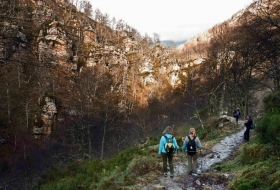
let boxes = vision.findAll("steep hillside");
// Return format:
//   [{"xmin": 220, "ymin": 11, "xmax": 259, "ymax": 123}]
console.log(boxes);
[
  {"xmin": 0, "ymin": 0, "xmax": 202, "ymax": 180},
  {"xmin": 0, "ymin": 0, "xmax": 279, "ymax": 189},
  {"xmin": 179, "ymin": 0, "xmax": 279, "ymax": 114}
]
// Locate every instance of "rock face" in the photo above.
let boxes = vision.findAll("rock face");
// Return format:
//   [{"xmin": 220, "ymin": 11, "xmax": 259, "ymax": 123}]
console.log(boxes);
[
  {"xmin": 38, "ymin": 21, "xmax": 75, "ymax": 70},
  {"xmin": 33, "ymin": 97, "xmax": 57, "ymax": 138},
  {"xmin": 0, "ymin": 0, "xmax": 270, "ymax": 138},
  {"xmin": 0, "ymin": 0, "xmax": 191, "ymax": 136}
]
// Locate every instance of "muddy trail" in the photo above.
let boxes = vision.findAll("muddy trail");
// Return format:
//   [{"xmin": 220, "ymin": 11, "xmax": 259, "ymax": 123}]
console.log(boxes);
[{"xmin": 145, "ymin": 118, "xmax": 247, "ymax": 190}]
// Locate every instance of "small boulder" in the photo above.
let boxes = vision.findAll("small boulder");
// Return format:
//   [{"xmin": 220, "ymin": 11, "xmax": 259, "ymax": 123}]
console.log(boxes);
[{"xmin": 0, "ymin": 139, "xmax": 8, "ymax": 144}]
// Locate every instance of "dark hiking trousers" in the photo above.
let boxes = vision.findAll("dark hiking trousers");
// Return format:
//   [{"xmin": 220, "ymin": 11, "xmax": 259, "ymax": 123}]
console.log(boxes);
[
  {"xmin": 162, "ymin": 153, "xmax": 174, "ymax": 175},
  {"xmin": 244, "ymin": 128, "xmax": 250, "ymax": 140},
  {"xmin": 235, "ymin": 116, "xmax": 239, "ymax": 122}
]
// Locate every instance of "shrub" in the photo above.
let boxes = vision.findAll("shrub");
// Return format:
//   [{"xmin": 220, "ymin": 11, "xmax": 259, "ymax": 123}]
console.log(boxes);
[
  {"xmin": 240, "ymin": 143, "xmax": 271, "ymax": 164},
  {"xmin": 256, "ymin": 113, "xmax": 280, "ymax": 147},
  {"xmin": 236, "ymin": 183, "xmax": 252, "ymax": 190},
  {"xmin": 130, "ymin": 157, "xmax": 161, "ymax": 176},
  {"xmin": 85, "ymin": 160, "xmax": 104, "ymax": 182},
  {"xmin": 235, "ymin": 179, "xmax": 262, "ymax": 190},
  {"xmin": 104, "ymin": 147, "xmax": 141, "ymax": 171},
  {"xmin": 229, "ymin": 159, "xmax": 280, "ymax": 190},
  {"xmin": 263, "ymin": 91, "xmax": 280, "ymax": 113}
]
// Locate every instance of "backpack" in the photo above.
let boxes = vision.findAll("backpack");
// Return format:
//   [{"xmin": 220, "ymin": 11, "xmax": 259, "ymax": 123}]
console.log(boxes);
[
  {"xmin": 233, "ymin": 110, "xmax": 239, "ymax": 117},
  {"xmin": 186, "ymin": 136, "xmax": 197, "ymax": 155},
  {"xmin": 164, "ymin": 135, "xmax": 175, "ymax": 155},
  {"xmin": 251, "ymin": 121, "xmax": 256, "ymax": 129}
]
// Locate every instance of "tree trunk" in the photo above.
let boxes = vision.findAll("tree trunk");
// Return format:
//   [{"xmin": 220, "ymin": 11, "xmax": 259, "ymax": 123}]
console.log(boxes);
[
  {"xmin": 100, "ymin": 110, "xmax": 108, "ymax": 160},
  {"xmin": 219, "ymin": 81, "xmax": 226, "ymax": 115},
  {"xmin": 25, "ymin": 100, "xmax": 30, "ymax": 128},
  {"xmin": 6, "ymin": 84, "xmax": 11, "ymax": 124}
]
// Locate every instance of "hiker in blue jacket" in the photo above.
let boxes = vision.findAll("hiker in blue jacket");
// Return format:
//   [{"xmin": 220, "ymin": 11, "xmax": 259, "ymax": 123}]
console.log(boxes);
[
  {"xmin": 182, "ymin": 128, "xmax": 202, "ymax": 175},
  {"xmin": 158, "ymin": 126, "xmax": 179, "ymax": 178},
  {"xmin": 233, "ymin": 108, "xmax": 241, "ymax": 123}
]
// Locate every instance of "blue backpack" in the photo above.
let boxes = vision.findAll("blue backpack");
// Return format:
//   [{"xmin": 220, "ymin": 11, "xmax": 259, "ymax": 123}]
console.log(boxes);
[{"xmin": 251, "ymin": 121, "xmax": 256, "ymax": 129}]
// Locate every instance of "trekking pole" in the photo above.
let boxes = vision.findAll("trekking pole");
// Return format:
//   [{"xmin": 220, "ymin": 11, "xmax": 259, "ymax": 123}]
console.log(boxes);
[{"xmin": 199, "ymin": 149, "xmax": 203, "ymax": 173}]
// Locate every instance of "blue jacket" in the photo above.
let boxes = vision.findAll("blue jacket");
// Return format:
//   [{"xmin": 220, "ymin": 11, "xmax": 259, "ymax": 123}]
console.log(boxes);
[
  {"xmin": 182, "ymin": 135, "xmax": 202, "ymax": 153},
  {"xmin": 158, "ymin": 133, "xmax": 179, "ymax": 154}
]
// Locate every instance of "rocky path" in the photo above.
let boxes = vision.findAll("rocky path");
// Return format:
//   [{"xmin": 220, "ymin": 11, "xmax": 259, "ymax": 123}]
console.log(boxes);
[{"xmin": 144, "ymin": 117, "xmax": 247, "ymax": 190}]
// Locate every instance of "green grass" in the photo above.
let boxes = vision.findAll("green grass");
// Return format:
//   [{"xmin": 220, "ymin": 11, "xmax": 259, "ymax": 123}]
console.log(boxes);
[
  {"xmin": 35, "ymin": 142, "xmax": 162, "ymax": 190},
  {"xmin": 35, "ymin": 90, "xmax": 280, "ymax": 190},
  {"xmin": 36, "ymin": 119, "xmax": 242, "ymax": 190},
  {"xmin": 211, "ymin": 143, "xmax": 280, "ymax": 190},
  {"xmin": 200, "ymin": 104, "xmax": 280, "ymax": 190},
  {"xmin": 227, "ymin": 156, "xmax": 280, "ymax": 190}
]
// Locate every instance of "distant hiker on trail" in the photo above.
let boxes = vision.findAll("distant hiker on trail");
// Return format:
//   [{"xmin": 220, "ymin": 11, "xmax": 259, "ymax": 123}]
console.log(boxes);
[
  {"xmin": 158, "ymin": 126, "xmax": 179, "ymax": 178},
  {"xmin": 182, "ymin": 128, "xmax": 202, "ymax": 175},
  {"xmin": 233, "ymin": 108, "xmax": 241, "ymax": 123},
  {"xmin": 244, "ymin": 115, "xmax": 253, "ymax": 141}
]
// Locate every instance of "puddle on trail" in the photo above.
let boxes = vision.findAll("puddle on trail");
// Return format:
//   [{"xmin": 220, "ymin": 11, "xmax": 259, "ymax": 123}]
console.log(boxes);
[{"xmin": 155, "ymin": 121, "xmax": 247, "ymax": 190}]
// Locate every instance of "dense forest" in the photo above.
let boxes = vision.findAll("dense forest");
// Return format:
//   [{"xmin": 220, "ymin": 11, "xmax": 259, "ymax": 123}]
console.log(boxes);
[{"xmin": 0, "ymin": 0, "xmax": 279, "ymax": 189}]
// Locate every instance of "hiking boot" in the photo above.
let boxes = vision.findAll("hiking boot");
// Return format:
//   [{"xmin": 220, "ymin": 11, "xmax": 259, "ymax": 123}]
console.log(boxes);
[
  {"xmin": 170, "ymin": 174, "xmax": 174, "ymax": 178},
  {"xmin": 188, "ymin": 171, "xmax": 192, "ymax": 175},
  {"xmin": 192, "ymin": 171, "xmax": 198, "ymax": 176},
  {"xmin": 164, "ymin": 173, "xmax": 167, "ymax": 177}
]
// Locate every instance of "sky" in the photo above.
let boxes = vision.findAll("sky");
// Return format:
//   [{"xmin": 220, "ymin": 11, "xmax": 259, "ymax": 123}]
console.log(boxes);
[{"xmin": 89, "ymin": 0, "xmax": 254, "ymax": 42}]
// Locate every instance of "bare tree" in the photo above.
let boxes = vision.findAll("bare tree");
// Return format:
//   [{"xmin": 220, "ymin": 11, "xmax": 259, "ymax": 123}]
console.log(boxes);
[
  {"xmin": 79, "ymin": 0, "xmax": 93, "ymax": 17},
  {"xmin": 153, "ymin": 32, "xmax": 160, "ymax": 45}
]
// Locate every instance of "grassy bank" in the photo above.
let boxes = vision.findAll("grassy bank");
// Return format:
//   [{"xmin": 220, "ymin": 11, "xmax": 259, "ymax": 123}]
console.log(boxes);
[
  {"xmin": 211, "ymin": 91, "xmax": 280, "ymax": 190},
  {"xmin": 35, "ymin": 117, "xmax": 242, "ymax": 190},
  {"xmin": 212, "ymin": 131, "xmax": 280, "ymax": 190}
]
